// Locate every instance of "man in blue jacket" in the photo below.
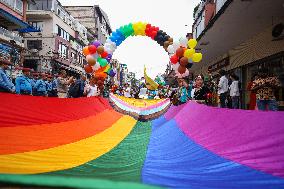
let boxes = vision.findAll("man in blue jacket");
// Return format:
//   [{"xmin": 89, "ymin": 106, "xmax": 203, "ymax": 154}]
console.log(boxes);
[
  {"xmin": 15, "ymin": 68, "xmax": 32, "ymax": 95},
  {"xmin": 0, "ymin": 60, "xmax": 15, "ymax": 93},
  {"xmin": 34, "ymin": 73, "xmax": 48, "ymax": 96}
]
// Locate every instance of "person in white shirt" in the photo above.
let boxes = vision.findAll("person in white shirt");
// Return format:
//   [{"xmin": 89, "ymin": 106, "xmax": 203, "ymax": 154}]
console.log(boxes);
[
  {"xmin": 218, "ymin": 70, "xmax": 229, "ymax": 108},
  {"xmin": 84, "ymin": 78, "xmax": 100, "ymax": 97},
  {"xmin": 229, "ymin": 74, "xmax": 240, "ymax": 109},
  {"xmin": 123, "ymin": 83, "xmax": 131, "ymax": 98}
]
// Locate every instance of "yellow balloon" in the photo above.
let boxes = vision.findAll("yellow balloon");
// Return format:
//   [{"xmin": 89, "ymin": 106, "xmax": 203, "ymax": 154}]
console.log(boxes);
[
  {"xmin": 188, "ymin": 39, "xmax": 197, "ymax": 49},
  {"xmin": 134, "ymin": 22, "xmax": 146, "ymax": 36},
  {"xmin": 192, "ymin": 53, "xmax": 202, "ymax": 63},
  {"xmin": 133, "ymin": 22, "xmax": 140, "ymax": 35},
  {"xmin": 184, "ymin": 48, "xmax": 195, "ymax": 58}
]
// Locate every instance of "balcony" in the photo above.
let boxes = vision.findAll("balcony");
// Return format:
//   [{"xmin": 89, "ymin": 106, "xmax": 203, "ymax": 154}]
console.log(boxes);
[
  {"xmin": 0, "ymin": 0, "xmax": 23, "ymax": 15},
  {"xmin": 0, "ymin": 26, "xmax": 24, "ymax": 47}
]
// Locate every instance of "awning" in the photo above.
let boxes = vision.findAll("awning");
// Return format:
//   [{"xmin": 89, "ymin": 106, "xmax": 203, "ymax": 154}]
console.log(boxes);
[{"xmin": 0, "ymin": 8, "xmax": 40, "ymax": 33}]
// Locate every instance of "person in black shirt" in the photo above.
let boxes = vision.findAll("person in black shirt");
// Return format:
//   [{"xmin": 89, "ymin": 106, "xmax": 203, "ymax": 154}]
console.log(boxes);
[{"xmin": 193, "ymin": 75, "xmax": 211, "ymax": 102}]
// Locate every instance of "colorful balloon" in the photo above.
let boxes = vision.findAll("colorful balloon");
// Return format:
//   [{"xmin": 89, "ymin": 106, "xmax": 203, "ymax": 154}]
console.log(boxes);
[
  {"xmin": 86, "ymin": 55, "xmax": 96, "ymax": 66},
  {"xmin": 184, "ymin": 48, "xmax": 195, "ymax": 58},
  {"xmin": 92, "ymin": 62, "xmax": 101, "ymax": 71},
  {"xmin": 82, "ymin": 46, "xmax": 90, "ymax": 56},
  {"xmin": 176, "ymin": 47, "xmax": 184, "ymax": 58},
  {"xmin": 98, "ymin": 58, "xmax": 108, "ymax": 67},
  {"xmin": 178, "ymin": 65, "xmax": 187, "ymax": 74},
  {"xmin": 101, "ymin": 51, "xmax": 108, "ymax": 58},
  {"xmin": 91, "ymin": 41, "xmax": 101, "ymax": 47},
  {"xmin": 167, "ymin": 45, "xmax": 175, "ymax": 54},
  {"xmin": 188, "ymin": 39, "xmax": 197, "ymax": 49},
  {"xmin": 97, "ymin": 46, "xmax": 105, "ymax": 54},
  {"xmin": 192, "ymin": 53, "xmax": 203, "ymax": 63},
  {"xmin": 180, "ymin": 57, "xmax": 188, "ymax": 66},
  {"xmin": 170, "ymin": 54, "xmax": 179, "ymax": 64},
  {"xmin": 84, "ymin": 65, "xmax": 93, "ymax": 73},
  {"xmin": 88, "ymin": 45, "xmax": 97, "ymax": 54}
]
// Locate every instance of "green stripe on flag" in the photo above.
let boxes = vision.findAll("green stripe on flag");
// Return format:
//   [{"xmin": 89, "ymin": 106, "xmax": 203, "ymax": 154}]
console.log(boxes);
[
  {"xmin": 0, "ymin": 174, "xmax": 162, "ymax": 189},
  {"xmin": 48, "ymin": 121, "xmax": 152, "ymax": 182}
]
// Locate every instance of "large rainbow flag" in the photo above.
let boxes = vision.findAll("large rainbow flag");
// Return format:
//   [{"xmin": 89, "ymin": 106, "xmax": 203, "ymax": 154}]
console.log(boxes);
[{"xmin": 0, "ymin": 93, "xmax": 284, "ymax": 189}]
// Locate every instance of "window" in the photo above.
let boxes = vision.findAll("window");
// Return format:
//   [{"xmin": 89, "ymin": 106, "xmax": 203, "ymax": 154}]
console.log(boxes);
[
  {"xmin": 56, "ymin": 25, "xmax": 70, "ymax": 42},
  {"xmin": 15, "ymin": 0, "xmax": 23, "ymax": 13},
  {"xmin": 27, "ymin": 40, "xmax": 42, "ymax": 50},
  {"xmin": 29, "ymin": 22, "xmax": 44, "ymax": 31},
  {"xmin": 58, "ymin": 43, "xmax": 69, "ymax": 59},
  {"xmin": 27, "ymin": 0, "xmax": 52, "ymax": 10}
]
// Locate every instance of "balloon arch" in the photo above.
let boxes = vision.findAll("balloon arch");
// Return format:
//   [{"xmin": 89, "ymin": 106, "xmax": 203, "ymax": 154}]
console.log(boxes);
[{"xmin": 82, "ymin": 22, "xmax": 203, "ymax": 79}]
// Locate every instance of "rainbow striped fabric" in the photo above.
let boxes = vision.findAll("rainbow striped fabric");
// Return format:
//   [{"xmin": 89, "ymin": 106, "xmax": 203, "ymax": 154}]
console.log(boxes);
[{"xmin": 0, "ymin": 93, "xmax": 284, "ymax": 189}]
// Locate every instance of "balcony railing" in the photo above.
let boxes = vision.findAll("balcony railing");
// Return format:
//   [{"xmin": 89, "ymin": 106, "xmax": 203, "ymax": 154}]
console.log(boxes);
[
  {"xmin": 0, "ymin": 26, "xmax": 23, "ymax": 45},
  {"xmin": 0, "ymin": 0, "xmax": 23, "ymax": 14}
]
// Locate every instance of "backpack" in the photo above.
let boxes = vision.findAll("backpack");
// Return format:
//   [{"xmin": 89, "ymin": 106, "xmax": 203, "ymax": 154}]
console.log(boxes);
[{"xmin": 68, "ymin": 82, "xmax": 81, "ymax": 98}]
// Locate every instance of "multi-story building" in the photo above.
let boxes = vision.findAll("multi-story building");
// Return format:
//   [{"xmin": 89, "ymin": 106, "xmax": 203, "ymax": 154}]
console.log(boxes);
[
  {"xmin": 191, "ymin": 0, "xmax": 284, "ymax": 109},
  {"xmin": 0, "ymin": 0, "xmax": 38, "ymax": 72},
  {"xmin": 65, "ymin": 5, "xmax": 112, "ymax": 44},
  {"xmin": 23, "ymin": 0, "xmax": 89, "ymax": 75}
]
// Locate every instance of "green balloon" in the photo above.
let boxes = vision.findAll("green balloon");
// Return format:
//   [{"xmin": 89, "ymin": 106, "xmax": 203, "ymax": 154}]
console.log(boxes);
[
  {"xmin": 99, "ymin": 58, "xmax": 108, "ymax": 67},
  {"xmin": 127, "ymin": 23, "xmax": 134, "ymax": 36},
  {"xmin": 97, "ymin": 57, "xmax": 103, "ymax": 62}
]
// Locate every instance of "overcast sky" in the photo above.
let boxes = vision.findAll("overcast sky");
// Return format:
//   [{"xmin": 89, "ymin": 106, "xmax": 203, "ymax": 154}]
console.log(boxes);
[{"xmin": 60, "ymin": 0, "xmax": 200, "ymax": 78}]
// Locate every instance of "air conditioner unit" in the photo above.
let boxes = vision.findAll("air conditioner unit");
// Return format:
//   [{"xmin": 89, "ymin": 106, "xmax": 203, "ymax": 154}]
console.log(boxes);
[
  {"xmin": 272, "ymin": 23, "xmax": 284, "ymax": 41},
  {"xmin": 30, "ymin": 49, "xmax": 38, "ymax": 53}
]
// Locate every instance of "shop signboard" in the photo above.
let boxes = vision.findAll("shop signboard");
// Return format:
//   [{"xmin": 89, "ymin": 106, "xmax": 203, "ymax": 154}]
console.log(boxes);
[{"xmin": 208, "ymin": 57, "xmax": 230, "ymax": 73}]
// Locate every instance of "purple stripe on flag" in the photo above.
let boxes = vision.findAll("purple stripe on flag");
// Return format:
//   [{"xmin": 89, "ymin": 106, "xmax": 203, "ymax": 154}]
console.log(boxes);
[{"xmin": 173, "ymin": 101, "xmax": 284, "ymax": 178}]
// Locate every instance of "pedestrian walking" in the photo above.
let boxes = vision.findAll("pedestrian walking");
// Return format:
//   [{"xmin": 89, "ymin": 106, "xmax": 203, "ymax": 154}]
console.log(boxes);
[
  {"xmin": 218, "ymin": 70, "xmax": 229, "ymax": 108},
  {"xmin": 15, "ymin": 68, "xmax": 32, "ymax": 95},
  {"xmin": 0, "ymin": 60, "xmax": 15, "ymax": 93},
  {"xmin": 229, "ymin": 74, "xmax": 240, "ymax": 109}
]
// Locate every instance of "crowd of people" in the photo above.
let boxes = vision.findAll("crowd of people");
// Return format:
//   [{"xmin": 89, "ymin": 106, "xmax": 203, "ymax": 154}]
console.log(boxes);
[
  {"xmin": 0, "ymin": 60, "xmax": 104, "ymax": 98},
  {"xmin": 1, "ymin": 59, "xmax": 282, "ymax": 111},
  {"xmin": 169, "ymin": 68, "xmax": 281, "ymax": 111}
]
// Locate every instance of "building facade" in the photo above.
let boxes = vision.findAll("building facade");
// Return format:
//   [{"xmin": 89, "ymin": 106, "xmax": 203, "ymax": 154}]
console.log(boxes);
[
  {"xmin": 23, "ymin": 0, "xmax": 88, "ymax": 76},
  {"xmin": 0, "ymin": 0, "xmax": 38, "ymax": 75},
  {"xmin": 191, "ymin": 0, "xmax": 284, "ymax": 109},
  {"xmin": 65, "ymin": 5, "xmax": 112, "ymax": 44}
]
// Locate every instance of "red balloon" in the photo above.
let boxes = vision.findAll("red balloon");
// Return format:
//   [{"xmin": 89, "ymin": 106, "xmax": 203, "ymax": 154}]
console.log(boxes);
[
  {"xmin": 176, "ymin": 47, "xmax": 184, "ymax": 58},
  {"xmin": 88, "ymin": 45, "xmax": 97, "ymax": 54},
  {"xmin": 101, "ymin": 51, "xmax": 108, "ymax": 58},
  {"xmin": 84, "ymin": 65, "xmax": 93, "ymax": 73},
  {"xmin": 178, "ymin": 65, "xmax": 187, "ymax": 74},
  {"xmin": 180, "ymin": 57, "xmax": 189, "ymax": 66},
  {"xmin": 151, "ymin": 31, "xmax": 158, "ymax": 39},
  {"xmin": 146, "ymin": 24, "xmax": 151, "ymax": 28},
  {"xmin": 170, "ymin": 55, "xmax": 178, "ymax": 64}
]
